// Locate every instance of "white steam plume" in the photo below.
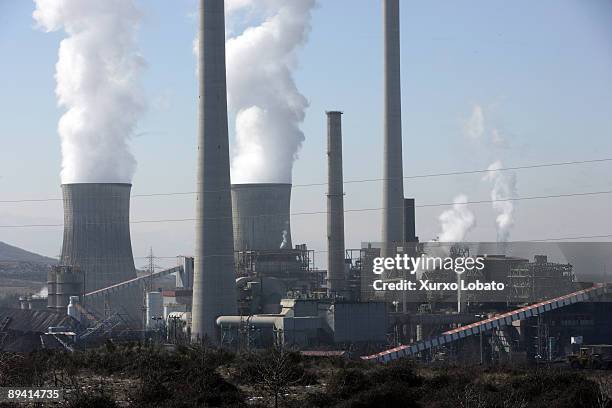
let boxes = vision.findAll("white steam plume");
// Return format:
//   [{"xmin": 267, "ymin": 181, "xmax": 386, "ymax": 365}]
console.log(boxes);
[
  {"xmin": 464, "ymin": 105, "xmax": 484, "ymax": 140},
  {"xmin": 483, "ymin": 161, "xmax": 517, "ymax": 242},
  {"xmin": 225, "ymin": 0, "xmax": 315, "ymax": 184},
  {"xmin": 33, "ymin": 0, "xmax": 145, "ymax": 184},
  {"xmin": 437, "ymin": 195, "xmax": 476, "ymax": 242}
]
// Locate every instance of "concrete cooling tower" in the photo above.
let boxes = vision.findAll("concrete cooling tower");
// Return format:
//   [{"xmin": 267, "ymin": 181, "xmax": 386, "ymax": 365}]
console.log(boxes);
[
  {"xmin": 59, "ymin": 183, "xmax": 141, "ymax": 323},
  {"xmin": 231, "ymin": 183, "xmax": 293, "ymax": 252}
]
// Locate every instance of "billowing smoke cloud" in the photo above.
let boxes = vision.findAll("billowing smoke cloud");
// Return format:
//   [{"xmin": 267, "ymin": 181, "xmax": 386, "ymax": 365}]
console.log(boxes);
[
  {"xmin": 437, "ymin": 195, "xmax": 476, "ymax": 242},
  {"xmin": 33, "ymin": 0, "xmax": 145, "ymax": 184},
  {"xmin": 483, "ymin": 161, "xmax": 517, "ymax": 242},
  {"xmin": 225, "ymin": 0, "xmax": 315, "ymax": 184}
]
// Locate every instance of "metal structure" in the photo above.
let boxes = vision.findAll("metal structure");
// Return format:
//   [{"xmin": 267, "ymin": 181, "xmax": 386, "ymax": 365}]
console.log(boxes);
[
  {"xmin": 232, "ymin": 183, "xmax": 293, "ymax": 252},
  {"xmin": 381, "ymin": 0, "xmax": 405, "ymax": 258},
  {"xmin": 59, "ymin": 183, "xmax": 141, "ymax": 322},
  {"xmin": 84, "ymin": 265, "xmax": 182, "ymax": 300},
  {"xmin": 326, "ymin": 111, "xmax": 346, "ymax": 296},
  {"xmin": 508, "ymin": 255, "xmax": 575, "ymax": 303},
  {"xmin": 363, "ymin": 284, "xmax": 608, "ymax": 363},
  {"xmin": 192, "ymin": 0, "xmax": 237, "ymax": 342}
]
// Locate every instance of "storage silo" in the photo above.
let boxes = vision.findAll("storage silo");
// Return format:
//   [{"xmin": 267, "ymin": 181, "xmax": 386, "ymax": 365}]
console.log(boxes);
[
  {"xmin": 231, "ymin": 183, "xmax": 293, "ymax": 252},
  {"xmin": 54, "ymin": 265, "xmax": 82, "ymax": 313},
  {"xmin": 47, "ymin": 269, "xmax": 57, "ymax": 309}
]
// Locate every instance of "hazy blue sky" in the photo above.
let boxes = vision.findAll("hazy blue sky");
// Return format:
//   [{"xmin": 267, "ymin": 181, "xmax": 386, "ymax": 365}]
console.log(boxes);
[{"xmin": 1, "ymin": 0, "xmax": 611, "ymax": 268}]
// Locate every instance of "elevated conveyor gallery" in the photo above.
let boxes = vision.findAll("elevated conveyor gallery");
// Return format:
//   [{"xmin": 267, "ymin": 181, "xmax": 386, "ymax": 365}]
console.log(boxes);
[
  {"xmin": 363, "ymin": 284, "xmax": 608, "ymax": 363},
  {"xmin": 84, "ymin": 265, "xmax": 183, "ymax": 300}
]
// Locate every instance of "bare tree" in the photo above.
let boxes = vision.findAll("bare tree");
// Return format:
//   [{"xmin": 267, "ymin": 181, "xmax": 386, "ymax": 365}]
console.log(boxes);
[
  {"xmin": 594, "ymin": 376, "xmax": 612, "ymax": 408},
  {"xmin": 255, "ymin": 347, "xmax": 302, "ymax": 408},
  {"xmin": 459, "ymin": 384, "xmax": 487, "ymax": 408},
  {"xmin": 501, "ymin": 390, "xmax": 528, "ymax": 408}
]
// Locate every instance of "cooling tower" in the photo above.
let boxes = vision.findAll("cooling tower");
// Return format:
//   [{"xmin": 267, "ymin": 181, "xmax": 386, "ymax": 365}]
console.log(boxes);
[
  {"xmin": 231, "ymin": 183, "xmax": 293, "ymax": 252},
  {"xmin": 191, "ymin": 0, "xmax": 237, "ymax": 342},
  {"xmin": 381, "ymin": 0, "xmax": 405, "ymax": 258},
  {"xmin": 59, "ymin": 183, "xmax": 141, "ymax": 322},
  {"xmin": 326, "ymin": 112, "xmax": 346, "ymax": 296}
]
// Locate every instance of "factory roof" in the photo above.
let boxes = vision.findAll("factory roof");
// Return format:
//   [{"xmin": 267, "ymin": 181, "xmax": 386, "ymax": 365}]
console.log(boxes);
[
  {"xmin": 162, "ymin": 290, "xmax": 192, "ymax": 297},
  {"xmin": 0, "ymin": 308, "xmax": 77, "ymax": 334}
]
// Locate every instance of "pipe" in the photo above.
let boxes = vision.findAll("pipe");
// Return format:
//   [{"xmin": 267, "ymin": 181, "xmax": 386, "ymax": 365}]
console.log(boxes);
[{"xmin": 216, "ymin": 315, "xmax": 281, "ymax": 328}]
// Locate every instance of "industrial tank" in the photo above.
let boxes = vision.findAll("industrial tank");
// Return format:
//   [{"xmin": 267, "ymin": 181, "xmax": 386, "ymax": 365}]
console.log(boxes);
[{"xmin": 231, "ymin": 183, "xmax": 293, "ymax": 252}]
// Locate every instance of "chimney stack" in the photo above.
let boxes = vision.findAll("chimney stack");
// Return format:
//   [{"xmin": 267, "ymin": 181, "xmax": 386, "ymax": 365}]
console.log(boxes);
[
  {"xmin": 381, "ymin": 0, "xmax": 405, "ymax": 258},
  {"xmin": 326, "ymin": 111, "xmax": 346, "ymax": 296},
  {"xmin": 191, "ymin": 0, "xmax": 237, "ymax": 342}
]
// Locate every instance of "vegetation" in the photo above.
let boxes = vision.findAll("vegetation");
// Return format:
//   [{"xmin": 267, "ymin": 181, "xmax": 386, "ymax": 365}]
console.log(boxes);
[{"xmin": 0, "ymin": 344, "xmax": 610, "ymax": 407}]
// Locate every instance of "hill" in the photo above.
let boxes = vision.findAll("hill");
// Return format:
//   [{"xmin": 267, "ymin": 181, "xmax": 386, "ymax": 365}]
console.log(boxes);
[
  {"xmin": 0, "ymin": 241, "xmax": 57, "ymax": 264},
  {"xmin": 0, "ymin": 242, "xmax": 57, "ymax": 286}
]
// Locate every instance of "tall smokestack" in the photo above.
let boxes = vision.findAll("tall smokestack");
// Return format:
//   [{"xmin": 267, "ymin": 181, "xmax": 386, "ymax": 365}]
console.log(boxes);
[
  {"xmin": 381, "ymin": 0, "xmax": 405, "ymax": 258},
  {"xmin": 326, "ymin": 111, "xmax": 346, "ymax": 296},
  {"xmin": 59, "ymin": 183, "xmax": 141, "ymax": 321},
  {"xmin": 192, "ymin": 0, "xmax": 237, "ymax": 342}
]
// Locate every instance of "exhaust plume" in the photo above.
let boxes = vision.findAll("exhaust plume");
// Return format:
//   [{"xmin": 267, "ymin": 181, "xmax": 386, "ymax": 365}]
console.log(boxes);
[
  {"xmin": 437, "ymin": 195, "xmax": 476, "ymax": 242},
  {"xmin": 483, "ymin": 161, "xmax": 517, "ymax": 242},
  {"xmin": 33, "ymin": 0, "xmax": 145, "ymax": 184},
  {"xmin": 225, "ymin": 0, "xmax": 316, "ymax": 184}
]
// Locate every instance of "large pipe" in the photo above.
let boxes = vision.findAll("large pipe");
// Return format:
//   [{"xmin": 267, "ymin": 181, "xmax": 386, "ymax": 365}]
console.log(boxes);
[
  {"xmin": 381, "ymin": 0, "xmax": 405, "ymax": 258},
  {"xmin": 216, "ymin": 315, "xmax": 281, "ymax": 328},
  {"xmin": 192, "ymin": 0, "xmax": 237, "ymax": 342},
  {"xmin": 326, "ymin": 111, "xmax": 346, "ymax": 296}
]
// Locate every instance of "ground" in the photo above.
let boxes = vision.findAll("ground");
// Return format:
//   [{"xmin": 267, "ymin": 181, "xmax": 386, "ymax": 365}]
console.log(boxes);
[{"xmin": 0, "ymin": 344, "xmax": 611, "ymax": 407}]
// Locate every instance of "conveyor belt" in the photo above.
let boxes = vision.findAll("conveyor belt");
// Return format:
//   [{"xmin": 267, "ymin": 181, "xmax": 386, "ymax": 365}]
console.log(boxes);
[
  {"xmin": 363, "ymin": 284, "xmax": 607, "ymax": 363},
  {"xmin": 84, "ymin": 265, "xmax": 183, "ymax": 299}
]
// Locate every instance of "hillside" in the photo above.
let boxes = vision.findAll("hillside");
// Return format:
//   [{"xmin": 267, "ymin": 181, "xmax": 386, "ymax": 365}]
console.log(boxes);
[
  {"xmin": 0, "ymin": 242, "xmax": 56, "ymax": 285},
  {"xmin": 0, "ymin": 241, "xmax": 57, "ymax": 264}
]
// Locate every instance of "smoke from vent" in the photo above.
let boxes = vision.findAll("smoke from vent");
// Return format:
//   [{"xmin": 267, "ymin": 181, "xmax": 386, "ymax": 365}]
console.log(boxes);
[
  {"xmin": 225, "ymin": 0, "xmax": 315, "ymax": 184},
  {"xmin": 483, "ymin": 161, "xmax": 517, "ymax": 242},
  {"xmin": 437, "ymin": 195, "xmax": 476, "ymax": 242},
  {"xmin": 33, "ymin": 0, "xmax": 145, "ymax": 184}
]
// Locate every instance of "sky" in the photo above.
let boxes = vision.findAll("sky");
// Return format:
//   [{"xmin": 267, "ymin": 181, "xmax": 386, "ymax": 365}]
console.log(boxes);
[{"xmin": 1, "ymin": 0, "xmax": 611, "ymax": 269}]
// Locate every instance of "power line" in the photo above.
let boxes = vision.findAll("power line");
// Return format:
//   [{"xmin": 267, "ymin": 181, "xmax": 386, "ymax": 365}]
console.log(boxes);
[
  {"xmin": 1, "ymin": 233, "xmax": 610, "ymax": 264},
  {"xmin": 0, "ymin": 189, "xmax": 611, "ymax": 228},
  {"xmin": 1, "ymin": 157, "xmax": 610, "ymax": 204}
]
